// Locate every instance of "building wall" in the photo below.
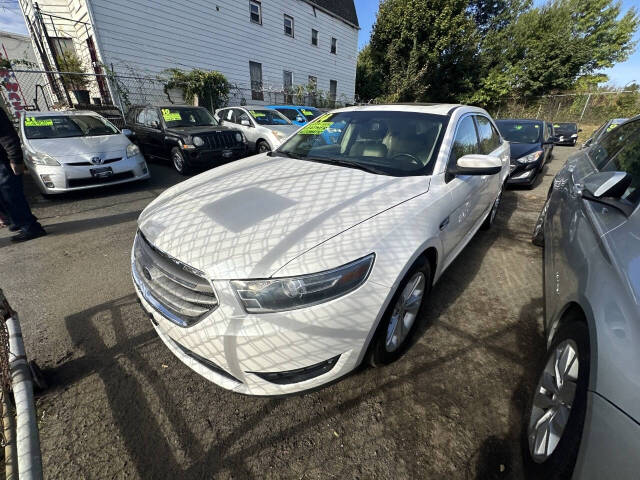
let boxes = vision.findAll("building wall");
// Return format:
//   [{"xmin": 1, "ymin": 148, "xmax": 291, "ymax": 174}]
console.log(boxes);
[
  {"xmin": 0, "ymin": 30, "xmax": 41, "ymax": 118},
  {"xmin": 87, "ymin": 0, "xmax": 359, "ymax": 104}
]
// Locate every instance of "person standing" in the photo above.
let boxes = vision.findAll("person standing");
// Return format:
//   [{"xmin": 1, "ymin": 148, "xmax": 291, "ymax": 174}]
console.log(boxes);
[{"xmin": 0, "ymin": 106, "xmax": 46, "ymax": 242}]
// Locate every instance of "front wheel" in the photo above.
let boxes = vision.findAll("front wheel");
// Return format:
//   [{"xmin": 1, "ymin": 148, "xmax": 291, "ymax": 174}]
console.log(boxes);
[
  {"xmin": 257, "ymin": 140, "xmax": 271, "ymax": 154},
  {"xmin": 481, "ymin": 184, "xmax": 503, "ymax": 230},
  {"xmin": 171, "ymin": 147, "xmax": 190, "ymax": 175},
  {"xmin": 523, "ymin": 322, "xmax": 590, "ymax": 480},
  {"xmin": 368, "ymin": 260, "xmax": 431, "ymax": 367}
]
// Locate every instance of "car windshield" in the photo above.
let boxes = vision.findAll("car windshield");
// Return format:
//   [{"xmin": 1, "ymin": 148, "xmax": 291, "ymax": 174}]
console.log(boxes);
[
  {"xmin": 553, "ymin": 123, "xmax": 577, "ymax": 134},
  {"xmin": 23, "ymin": 114, "xmax": 119, "ymax": 139},
  {"xmin": 275, "ymin": 110, "xmax": 447, "ymax": 176},
  {"xmin": 496, "ymin": 121, "xmax": 542, "ymax": 143},
  {"xmin": 300, "ymin": 108, "xmax": 320, "ymax": 119},
  {"xmin": 161, "ymin": 107, "xmax": 218, "ymax": 127},
  {"xmin": 248, "ymin": 109, "xmax": 292, "ymax": 125}
]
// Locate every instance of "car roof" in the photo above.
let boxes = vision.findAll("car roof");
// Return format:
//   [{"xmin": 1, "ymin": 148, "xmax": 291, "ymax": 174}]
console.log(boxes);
[
  {"xmin": 330, "ymin": 103, "xmax": 472, "ymax": 116},
  {"xmin": 267, "ymin": 105, "xmax": 318, "ymax": 109},
  {"xmin": 611, "ymin": 118, "xmax": 628, "ymax": 123},
  {"xmin": 25, "ymin": 110, "xmax": 100, "ymax": 117},
  {"xmin": 496, "ymin": 118, "xmax": 544, "ymax": 124},
  {"xmin": 233, "ymin": 105, "xmax": 280, "ymax": 110}
]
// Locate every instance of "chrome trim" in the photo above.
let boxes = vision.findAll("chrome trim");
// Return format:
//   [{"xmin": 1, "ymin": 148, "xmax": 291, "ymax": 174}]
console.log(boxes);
[{"xmin": 132, "ymin": 264, "xmax": 190, "ymax": 328}]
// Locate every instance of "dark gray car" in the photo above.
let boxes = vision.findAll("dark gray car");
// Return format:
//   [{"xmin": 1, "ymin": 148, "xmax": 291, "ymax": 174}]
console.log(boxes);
[{"xmin": 528, "ymin": 116, "xmax": 640, "ymax": 479}]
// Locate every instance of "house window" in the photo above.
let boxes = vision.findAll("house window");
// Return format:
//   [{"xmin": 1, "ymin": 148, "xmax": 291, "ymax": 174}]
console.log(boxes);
[
  {"xmin": 51, "ymin": 37, "xmax": 75, "ymax": 59},
  {"xmin": 250, "ymin": 1, "xmax": 261, "ymax": 24},
  {"xmin": 311, "ymin": 29, "xmax": 318, "ymax": 46},
  {"xmin": 284, "ymin": 14, "xmax": 294, "ymax": 37},
  {"xmin": 249, "ymin": 61, "xmax": 263, "ymax": 101},
  {"xmin": 329, "ymin": 80, "xmax": 337, "ymax": 106},
  {"xmin": 283, "ymin": 70, "xmax": 293, "ymax": 104},
  {"xmin": 331, "ymin": 37, "xmax": 337, "ymax": 54}
]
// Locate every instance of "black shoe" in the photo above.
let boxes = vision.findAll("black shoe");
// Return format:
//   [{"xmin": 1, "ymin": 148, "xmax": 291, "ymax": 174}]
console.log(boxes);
[
  {"xmin": 8, "ymin": 224, "xmax": 20, "ymax": 232},
  {"xmin": 11, "ymin": 228, "xmax": 47, "ymax": 243}
]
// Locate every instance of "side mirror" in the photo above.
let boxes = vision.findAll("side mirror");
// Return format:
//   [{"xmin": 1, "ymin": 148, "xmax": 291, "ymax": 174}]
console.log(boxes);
[
  {"xmin": 296, "ymin": 115, "xmax": 305, "ymax": 123},
  {"xmin": 150, "ymin": 120, "xmax": 160, "ymax": 129},
  {"xmin": 581, "ymin": 171, "xmax": 633, "ymax": 216},
  {"xmin": 240, "ymin": 119, "xmax": 251, "ymax": 127},
  {"xmin": 451, "ymin": 154, "xmax": 502, "ymax": 176},
  {"xmin": 121, "ymin": 128, "xmax": 134, "ymax": 137}
]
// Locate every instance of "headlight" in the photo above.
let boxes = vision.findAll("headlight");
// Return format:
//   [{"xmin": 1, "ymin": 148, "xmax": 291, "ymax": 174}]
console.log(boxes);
[
  {"xmin": 29, "ymin": 151, "xmax": 60, "ymax": 166},
  {"xmin": 126, "ymin": 143, "xmax": 140, "ymax": 158},
  {"xmin": 235, "ymin": 132, "xmax": 243, "ymax": 143},
  {"xmin": 517, "ymin": 150, "xmax": 543, "ymax": 164},
  {"xmin": 231, "ymin": 254, "xmax": 375, "ymax": 313},
  {"xmin": 271, "ymin": 130, "xmax": 286, "ymax": 139},
  {"xmin": 193, "ymin": 136, "xmax": 205, "ymax": 147},
  {"xmin": 571, "ymin": 134, "xmax": 578, "ymax": 138}
]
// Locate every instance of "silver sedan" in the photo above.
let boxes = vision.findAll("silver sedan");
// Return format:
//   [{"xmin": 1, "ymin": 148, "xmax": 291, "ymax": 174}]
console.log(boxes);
[
  {"xmin": 20, "ymin": 111, "xmax": 149, "ymax": 195},
  {"xmin": 528, "ymin": 115, "xmax": 640, "ymax": 479}
]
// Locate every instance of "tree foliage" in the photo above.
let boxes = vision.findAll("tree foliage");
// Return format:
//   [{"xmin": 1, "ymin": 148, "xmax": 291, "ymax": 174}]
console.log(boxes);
[
  {"xmin": 357, "ymin": 0, "xmax": 639, "ymax": 107},
  {"xmin": 163, "ymin": 68, "xmax": 230, "ymax": 112}
]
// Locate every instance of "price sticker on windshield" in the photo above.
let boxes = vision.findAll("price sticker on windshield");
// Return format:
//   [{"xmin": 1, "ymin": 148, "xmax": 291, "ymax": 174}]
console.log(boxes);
[
  {"xmin": 25, "ymin": 117, "xmax": 53, "ymax": 127},
  {"xmin": 301, "ymin": 109, "xmax": 314, "ymax": 116},
  {"xmin": 250, "ymin": 110, "xmax": 266, "ymax": 118},
  {"xmin": 161, "ymin": 109, "xmax": 181, "ymax": 121},
  {"xmin": 299, "ymin": 121, "xmax": 333, "ymax": 135}
]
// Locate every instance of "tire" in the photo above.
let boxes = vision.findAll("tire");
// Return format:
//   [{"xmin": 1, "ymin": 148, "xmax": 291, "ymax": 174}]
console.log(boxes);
[
  {"xmin": 257, "ymin": 140, "xmax": 271, "ymax": 154},
  {"xmin": 523, "ymin": 321, "xmax": 590, "ymax": 480},
  {"xmin": 171, "ymin": 147, "xmax": 190, "ymax": 175},
  {"xmin": 368, "ymin": 259, "xmax": 432, "ymax": 367},
  {"xmin": 481, "ymin": 184, "xmax": 503, "ymax": 230}
]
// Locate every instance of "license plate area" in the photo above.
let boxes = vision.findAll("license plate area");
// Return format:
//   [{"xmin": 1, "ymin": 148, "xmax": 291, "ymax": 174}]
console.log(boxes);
[{"xmin": 90, "ymin": 166, "xmax": 113, "ymax": 178}]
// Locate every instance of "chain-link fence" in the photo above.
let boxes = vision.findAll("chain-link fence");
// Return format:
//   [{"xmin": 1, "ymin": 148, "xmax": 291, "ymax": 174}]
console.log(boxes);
[
  {"xmin": 1, "ymin": 66, "xmax": 353, "ymax": 127},
  {"xmin": 492, "ymin": 91, "xmax": 640, "ymax": 125}
]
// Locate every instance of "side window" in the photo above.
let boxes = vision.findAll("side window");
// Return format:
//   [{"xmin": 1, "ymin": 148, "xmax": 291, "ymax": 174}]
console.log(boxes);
[
  {"xmin": 145, "ymin": 108, "xmax": 160, "ymax": 129},
  {"xmin": 599, "ymin": 123, "xmax": 640, "ymax": 204},
  {"xmin": 450, "ymin": 116, "xmax": 480, "ymax": 163},
  {"xmin": 135, "ymin": 108, "xmax": 146, "ymax": 125},
  {"xmin": 590, "ymin": 120, "xmax": 637, "ymax": 169},
  {"xmin": 475, "ymin": 116, "xmax": 501, "ymax": 154},
  {"xmin": 235, "ymin": 109, "xmax": 250, "ymax": 124},
  {"xmin": 545, "ymin": 123, "xmax": 552, "ymax": 140}
]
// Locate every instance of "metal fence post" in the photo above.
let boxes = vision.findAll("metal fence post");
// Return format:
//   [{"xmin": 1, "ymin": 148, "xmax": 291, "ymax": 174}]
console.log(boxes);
[{"xmin": 579, "ymin": 93, "xmax": 592, "ymax": 123}]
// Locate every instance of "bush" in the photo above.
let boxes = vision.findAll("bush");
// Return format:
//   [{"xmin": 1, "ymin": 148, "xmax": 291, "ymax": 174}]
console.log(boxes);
[{"xmin": 163, "ymin": 68, "xmax": 230, "ymax": 112}]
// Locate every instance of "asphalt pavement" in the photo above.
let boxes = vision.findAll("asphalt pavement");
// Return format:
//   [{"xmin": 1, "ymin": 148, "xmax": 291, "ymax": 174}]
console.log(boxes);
[{"xmin": 0, "ymin": 147, "xmax": 574, "ymax": 479}]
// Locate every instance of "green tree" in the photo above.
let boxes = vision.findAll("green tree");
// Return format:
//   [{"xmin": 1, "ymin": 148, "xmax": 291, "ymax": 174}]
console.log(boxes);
[
  {"xmin": 355, "ymin": 45, "xmax": 384, "ymax": 101},
  {"xmin": 363, "ymin": 0, "xmax": 480, "ymax": 103},
  {"xmin": 163, "ymin": 68, "xmax": 230, "ymax": 112}
]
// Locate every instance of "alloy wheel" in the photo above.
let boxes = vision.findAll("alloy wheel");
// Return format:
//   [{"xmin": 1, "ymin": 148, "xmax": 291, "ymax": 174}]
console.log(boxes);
[
  {"xmin": 385, "ymin": 272, "xmax": 425, "ymax": 352},
  {"xmin": 528, "ymin": 340, "xmax": 579, "ymax": 463},
  {"xmin": 490, "ymin": 187, "xmax": 502, "ymax": 224},
  {"xmin": 258, "ymin": 142, "xmax": 270, "ymax": 153},
  {"xmin": 173, "ymin": 151, "xmax": 185, "ymax": 173}
]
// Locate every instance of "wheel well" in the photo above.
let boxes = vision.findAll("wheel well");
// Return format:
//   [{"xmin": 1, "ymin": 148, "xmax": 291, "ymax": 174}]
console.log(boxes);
[
  {"xmin": 417, "ymin": 247, "xmax": 437, "ymax": 284},
  {"xmin": 551, "ymin": 302, "xmax": 587, "ymax": 343}
]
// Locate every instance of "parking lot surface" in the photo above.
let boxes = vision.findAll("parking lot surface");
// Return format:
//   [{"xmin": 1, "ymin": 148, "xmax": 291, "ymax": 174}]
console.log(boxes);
[{"xmin": 0, "ymin": 148, "xmax": 573, "ymax": 479}]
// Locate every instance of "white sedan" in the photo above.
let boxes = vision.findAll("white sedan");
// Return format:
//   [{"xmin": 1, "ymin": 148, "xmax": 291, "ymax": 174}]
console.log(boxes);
[
  {"xmin": 21, "ymin": 110, "xmax": 149, "ymax": 195},
  {"xmin": 132, "ymin": 104, "xmax": 510, "ymax": 395}
]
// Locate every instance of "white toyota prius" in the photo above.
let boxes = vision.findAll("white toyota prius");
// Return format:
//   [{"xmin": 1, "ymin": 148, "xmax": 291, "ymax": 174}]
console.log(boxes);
[
  {"xmin": 132, "ymin": 104, "xmax": 510, "ymax": 395},
  {"xmin": 20, "ymin": 110, "xmax": 149, "ymax": 195}
]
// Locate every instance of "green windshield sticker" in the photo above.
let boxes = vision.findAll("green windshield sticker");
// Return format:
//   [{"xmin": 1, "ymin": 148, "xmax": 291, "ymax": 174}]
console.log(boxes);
[
  {"xmin": 554, "ymin": 124, "xmax": 560, "ymax": 128},
  {"xmin": 299, "ymin": 121, "xmax": 333, "ymax": 135},
  {"xmin": 24, "ymin": 117, "xmax": 53, "ymax": 127},
  {"xmin": 514, "ymin": 125, "xmax": 523, "ymax": 130},
  {"xmin": 301, "ymin": 109, "xmax": 314, "ymax": 116},
  {"xmin": 250, "ymin": 110, "xmax": 266, "ymax": 118},
  {"xmin": 607, "ymin": 123, "xmax": 618, "ymax": 132},
  {"xmin": 161, "ymin": 109, "xmax": 181, "ymax": 121}
]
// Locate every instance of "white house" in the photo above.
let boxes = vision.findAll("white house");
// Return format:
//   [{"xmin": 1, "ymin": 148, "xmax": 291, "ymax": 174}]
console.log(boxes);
[
  {"xmin": 0, "ymin": 30, "xmax": 41, "ymax": 118},
  {"xmin": 18, "ymin": 0, "xmax": 360, "ymax": 108}
]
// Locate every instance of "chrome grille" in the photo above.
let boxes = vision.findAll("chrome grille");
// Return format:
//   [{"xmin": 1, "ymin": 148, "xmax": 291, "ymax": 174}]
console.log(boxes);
[{"xmin": 132, "ymin": 233, "xmax": 217, "ymax": 327}]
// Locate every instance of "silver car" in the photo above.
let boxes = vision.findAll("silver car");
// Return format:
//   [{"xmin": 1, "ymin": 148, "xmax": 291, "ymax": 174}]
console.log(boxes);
[
  {"xmin": 528, "ymin": 115, "xmax": 640, "ymax": 479},
  {"xmin": 20, "ymin": 111, "xmax": 149, "ymax": 195},
  {"xmin": 215, "ymin": 106, "xmax": 298, "ymax": 153}
]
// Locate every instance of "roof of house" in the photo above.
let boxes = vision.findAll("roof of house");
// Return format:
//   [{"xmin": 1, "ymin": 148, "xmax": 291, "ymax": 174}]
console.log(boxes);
[{"xmin": 304, "ymin": 1, "xmax": 359, "ymax": 28}]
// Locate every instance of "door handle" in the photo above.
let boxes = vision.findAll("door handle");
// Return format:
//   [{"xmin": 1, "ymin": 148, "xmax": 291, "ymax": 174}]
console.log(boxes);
[{"xmin": 439, "ymin": 217, "xmax": 449, "ymax": 231}]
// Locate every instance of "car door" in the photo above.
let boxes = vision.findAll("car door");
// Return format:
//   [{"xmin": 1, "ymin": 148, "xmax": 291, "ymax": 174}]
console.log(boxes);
[
  {"xmin": 440, "ymin": 115, "xmax": 486, "ymax": 265},
  {"xmin": 543, "ymin": 121, "xmax": 554, "ymax": 163},
  {"xmin": 144, "ymin": 108, "xmax": 166, "ymax": 158},
  {"xmin": 131, "ymin": 108, "xmax": 150, "ymax": 152},
  {"xmin": 234, "ymin": 108, "xmax": 258, "ymax": 149},
  {"xmin": 475, "ymin": 114, "xmax": 509, "ymax": 213}
]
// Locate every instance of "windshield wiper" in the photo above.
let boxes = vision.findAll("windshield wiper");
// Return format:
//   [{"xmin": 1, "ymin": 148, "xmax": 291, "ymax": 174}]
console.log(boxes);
[{"xmin": 275, "ymin": 152, "xmax": 389, "ymax": 175}]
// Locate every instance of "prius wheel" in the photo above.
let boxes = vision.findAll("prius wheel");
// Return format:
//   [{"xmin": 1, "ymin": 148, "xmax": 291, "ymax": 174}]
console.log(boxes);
[
  {"xmin": 257, "ymin": 140, "xmax": 271, "ymax": 154},
  {"xmin": 523, "ymin": 322, "xmax": 589, "ymax": 480},
  {"xmin": 482, "ymin": 185, "xmax": 503, "ymax": 230},
  {"xmin": 171, "ymin": 147, "xmax": 190, "ymax": 175},
  {"xmin": 368, "ymin": 261, "xmax": 431, "ymax": 367}
]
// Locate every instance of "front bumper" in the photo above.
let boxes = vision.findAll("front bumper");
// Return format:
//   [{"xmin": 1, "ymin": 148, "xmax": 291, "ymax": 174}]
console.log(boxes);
[
  {"xmin": 132, "ymin": 251, "xmax": 391, "ymax": 395},
  {"xmin": 184, "ymin": 147, "xmax": 247, "ymax": 167},
  {"xmin": 29, "ymin": 153, "xmax": 149, "ymax": 194},
  {"xmin": 507, "ymin": 159, "xmax": 542, "ymax": 185},
  {"xmin": 554, "ymin": 136, "xmax": 577, "ymax": 146}
]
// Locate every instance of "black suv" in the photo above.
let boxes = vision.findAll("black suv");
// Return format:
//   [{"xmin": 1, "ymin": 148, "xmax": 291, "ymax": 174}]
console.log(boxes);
[{"xmin": 125, "ymin": 105, "xmax": 247, "ymax": 174}]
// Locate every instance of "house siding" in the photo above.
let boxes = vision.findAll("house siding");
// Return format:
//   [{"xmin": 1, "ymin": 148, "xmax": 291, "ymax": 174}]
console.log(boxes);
[{"xmin": 87, "ymin": 0, "xmax": 358, "ymax": 104}]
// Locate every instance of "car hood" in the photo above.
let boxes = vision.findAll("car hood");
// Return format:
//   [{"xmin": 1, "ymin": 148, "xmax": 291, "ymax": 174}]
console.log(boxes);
[
  {"xmin": 28, "ymin": 134, "xmax": 130, "ymax": 162},
  {"xmin": 509, "ymin": 142, "xmax": 542, "ymax": 160},
  {"xmin": 264, "ymin": 124, "xmax": 299, "ymax": 135},
  {"xmin": 165, "ymin": 125, "xmax": 235, "ymax": 135},
  {"xmin": 138, "ymin": 155, "xmax": 430, "ymax": 279}
]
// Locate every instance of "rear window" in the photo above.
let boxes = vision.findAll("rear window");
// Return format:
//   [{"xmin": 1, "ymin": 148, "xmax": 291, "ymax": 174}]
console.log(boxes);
[{"xmin": 496, "ymin": 121, "xmax": 542, "ymax": 144}]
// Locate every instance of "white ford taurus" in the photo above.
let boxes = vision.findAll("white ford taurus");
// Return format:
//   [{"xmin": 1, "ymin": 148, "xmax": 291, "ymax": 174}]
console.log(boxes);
[{"xmin": 132, "ymin": 104, "xmax": 509, "ymax": 395}]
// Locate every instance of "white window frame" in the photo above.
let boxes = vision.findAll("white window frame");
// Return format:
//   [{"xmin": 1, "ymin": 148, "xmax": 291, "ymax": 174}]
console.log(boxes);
[
  {"xmin": 284, "ymin": 14, "xmax": 294, "ymax": 37},
  {"xmin": 250, "ymin": 0, "xmax": 262, "ymax": 25}
]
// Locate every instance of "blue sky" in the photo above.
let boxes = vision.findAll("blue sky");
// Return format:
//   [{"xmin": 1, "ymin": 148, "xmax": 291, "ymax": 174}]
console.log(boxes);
[{"xmin": 1, "ymin": 0, "xmax": 637, "ymax": 85}]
